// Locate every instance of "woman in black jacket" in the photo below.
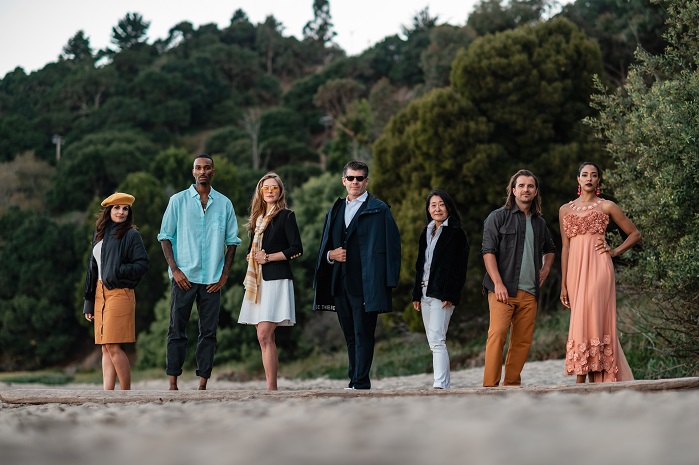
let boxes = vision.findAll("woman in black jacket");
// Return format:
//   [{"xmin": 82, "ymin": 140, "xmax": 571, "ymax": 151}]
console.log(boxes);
[
  {"xmin": 83, "ymin": 192, "xmax": 149, "ymax": 390},
  {"xmin": 412, "ymin": 190, "xmax": 469, "ymax": 389},
  {"xmin": 239, "ymin": 172, "xmax": 303, "ymax": 390}
]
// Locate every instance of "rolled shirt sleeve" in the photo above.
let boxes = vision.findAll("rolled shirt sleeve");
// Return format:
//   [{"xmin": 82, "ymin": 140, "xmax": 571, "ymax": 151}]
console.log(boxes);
[{"xmin": 481, "ymin": 210, "xmax": 500, "ymax": 256}]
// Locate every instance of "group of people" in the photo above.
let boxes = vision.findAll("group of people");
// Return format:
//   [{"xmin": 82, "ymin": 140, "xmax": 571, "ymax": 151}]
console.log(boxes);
[{"xmin": 82, "ymin": 156, "xmax": 640, "ymax": 391}]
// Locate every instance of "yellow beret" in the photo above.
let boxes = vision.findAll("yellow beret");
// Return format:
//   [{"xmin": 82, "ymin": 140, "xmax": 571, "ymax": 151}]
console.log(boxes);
[{"xmin": 101, "ymin": 192, "xmax": 135, "ymax": 207}]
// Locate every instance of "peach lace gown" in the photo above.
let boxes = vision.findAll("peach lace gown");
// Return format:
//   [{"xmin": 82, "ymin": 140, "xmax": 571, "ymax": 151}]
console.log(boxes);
[{"xmin": 563, "ymin": 206, "xmax": 634, "ymax": 382}]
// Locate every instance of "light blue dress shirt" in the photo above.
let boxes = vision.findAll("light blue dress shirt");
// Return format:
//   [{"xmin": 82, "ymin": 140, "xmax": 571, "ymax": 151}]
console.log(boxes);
[
  {"xmin": 158, "ymin": 185, "xmax": 241, "ymax": 285},
  {"xmin": 344, "ymin": 191, "xmax": 368, "ymax": 226},
  {"xmin": 327, "ymin": 191, "xmax": 368, "ymax": 264}
]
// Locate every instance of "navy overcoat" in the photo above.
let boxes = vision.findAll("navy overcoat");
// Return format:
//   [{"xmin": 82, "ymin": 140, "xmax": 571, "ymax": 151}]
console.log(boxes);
[{"xmin": 313, "ymin": 193, "xmax": 401, "ymax": 313}]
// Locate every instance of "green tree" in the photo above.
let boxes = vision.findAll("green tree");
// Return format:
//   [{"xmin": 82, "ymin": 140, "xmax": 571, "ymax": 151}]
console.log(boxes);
[
  {"xmin": 560, "ymin": 0, "xmax": 668, "ymax": 86},
  {"xmin": 109, "ymin": 43, "xmax": 160, "ymax": 81},
  {"xmin": 586, "ymin": 0, "xmax": 699, "ymax": 377},
  {"xmin": 111, "ymin": 12, "xmax": 151, "ymax": 51},
  {"xmin": 160, "ymin": 54, "xmax": 230, "ymax": 127},
  {"xmin": 373, "ymin": 17, "xmax": 605, "ymax": 327},
  {"xmin": 208, "ymin": 157, "xmax": 243, "ymax": 212},
  {"xmin": 62, "ymin": 30, "xmax": 94, "ymax": 64},
  {"xmin": 0, "ymin": 61, "xmax": 75, "ymax": 163},
  {"xmin": 223, "ymin": 9, "xmax": 257, "ymax": 49},
  {"xmin": 0, "ymin": 114, "xmax": 44, "ymax": 162},
  {"xmin": 402, "ymin": 7, "xmax": 439, "ymax": 38},
  {"xmin": 303, "ymin": 0, "xmax": 339, "ymax": 65},
  {"xmin": 160, "ymin": 21, "xmax": 195, "ymax": 57},
  {"xmin": 420, "ymin": 25, "xmax": 477, "ymax": 90},
  {"xmin": 467, "ymin": 0, "xmax": 550, "ymax": 36},
  {"xmin": 151, "ymin": 146, "xmax": 198, "ymax": 192},
  {"xmin": 313, "ymin": 78, "xmax": 365, "ymax": 141},
  {"xmin": 129, "ymin": 70, "xmax": 191, "ymax": 133},
  {"xmin": 256, "ymin": 16, "xmax": 285, "ymax": 75},
  {"xmin": 379, "ymin": 7, "xmax": 440, "ymax": 87},
  {"xmin": 207, "ymin": 43, "xmax": 258, "ymax": 91},
  {"xmin": 451, "ymin": 16, "xmax": 606, "ymax": 210},
  {"xmin": 48, "ymin": 130, "xmax": 156, "ymax": 212},
  {"xmin": 367, "ymin": 78, "xmax": 407, "ymax": 139},
  {"xmin": 56, "ymin": 66, "xmax": 116, "ymax": 121},
  {"xmin": 303, "ymin": 0, "xmax": 337, "ymax": 45},
  {"xmin": 0, "ymin": 209, "xmax": 83, "ymax": 370}
]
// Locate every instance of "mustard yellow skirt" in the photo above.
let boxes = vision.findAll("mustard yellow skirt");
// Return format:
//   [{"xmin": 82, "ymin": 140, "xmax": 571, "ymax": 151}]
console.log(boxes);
[{"xmin": 94, "ymin": 280, "xmax": 136, "ymax": 344}]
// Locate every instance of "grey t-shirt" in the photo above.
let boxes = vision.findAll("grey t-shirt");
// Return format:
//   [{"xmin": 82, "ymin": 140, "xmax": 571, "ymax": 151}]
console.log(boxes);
[{"xmin": 517, "ymin": 215, "xmax": 537, "ymax": 295}]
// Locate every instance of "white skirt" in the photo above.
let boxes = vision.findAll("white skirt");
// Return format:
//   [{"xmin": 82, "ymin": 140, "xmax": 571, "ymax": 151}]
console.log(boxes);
[{"xmin": 238, "ymin": 278, "xmax": 295, "ymax": 326}]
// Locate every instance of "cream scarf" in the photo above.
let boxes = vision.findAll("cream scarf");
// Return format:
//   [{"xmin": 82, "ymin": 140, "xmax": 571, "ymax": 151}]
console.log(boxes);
[{"xmin": 243, "ymin": 209, "xmax": 275, "ymax": 303}]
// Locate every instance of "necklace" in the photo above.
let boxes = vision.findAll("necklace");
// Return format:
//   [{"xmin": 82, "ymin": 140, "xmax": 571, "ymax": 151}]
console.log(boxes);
[{"xmin": 569, "ymin": 198, "xmax": 603, "ymax": 211}]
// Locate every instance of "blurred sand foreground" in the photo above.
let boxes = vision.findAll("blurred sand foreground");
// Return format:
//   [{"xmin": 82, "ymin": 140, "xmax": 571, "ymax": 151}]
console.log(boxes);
[{"xmin": 2, "ymin": 360, "xmax": 699, "ymax": 465}]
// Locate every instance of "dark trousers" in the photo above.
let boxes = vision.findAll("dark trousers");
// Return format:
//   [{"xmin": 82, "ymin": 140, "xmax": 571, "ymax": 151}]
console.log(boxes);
[
  {"xmin": 166, "ymin": 282, "xmax": 221, "ymax": 379},
  {"xmin": 334, "ymin": 283, "xmax": 378, "ymax": 389}
]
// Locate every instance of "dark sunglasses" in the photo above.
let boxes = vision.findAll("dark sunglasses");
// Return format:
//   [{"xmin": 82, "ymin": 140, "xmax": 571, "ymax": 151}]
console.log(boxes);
[{"xmin": 344, "ymin": 175, "xmax": 366, "ymax": 182}]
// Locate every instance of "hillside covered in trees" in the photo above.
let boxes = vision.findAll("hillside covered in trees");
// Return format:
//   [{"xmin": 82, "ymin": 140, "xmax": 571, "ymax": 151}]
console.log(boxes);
[{"xmin": 3, "ymin": 0, "xmax": 695, "ymax": 381}]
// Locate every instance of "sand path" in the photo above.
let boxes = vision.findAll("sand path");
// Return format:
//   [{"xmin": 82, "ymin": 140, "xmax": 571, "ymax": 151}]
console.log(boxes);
[{"xmin": 2, "ymin": 360, "xmax": 698, "ymax": 465}]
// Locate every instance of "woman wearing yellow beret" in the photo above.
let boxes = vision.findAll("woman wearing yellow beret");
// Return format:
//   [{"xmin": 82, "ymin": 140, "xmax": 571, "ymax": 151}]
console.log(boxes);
[{"xmin": 82, "ymin": 192, "xmax": 150, "ymax": 390}]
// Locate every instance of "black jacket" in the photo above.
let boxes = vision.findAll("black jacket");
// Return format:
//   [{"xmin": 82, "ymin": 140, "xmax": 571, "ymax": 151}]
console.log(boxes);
[
  {"xmin": 412, "ymin": 220, "xmax": 469, "ymax": 305},
  {"xmin": 83, "ymin": 223, "xmax": 150, "ymax": 314},
  {"xmin": 249, "ymin": 209, "xmax": 303, "ymax": 281},
  {"xmin": 481, "ymin": 204, "xmax": 556, "ymax": 299}
]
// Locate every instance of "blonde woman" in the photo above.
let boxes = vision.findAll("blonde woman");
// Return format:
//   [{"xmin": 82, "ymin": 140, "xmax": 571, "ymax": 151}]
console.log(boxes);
[{"xmin": 239, "ymin": 172, "xmax": 303, "ymax": 390}]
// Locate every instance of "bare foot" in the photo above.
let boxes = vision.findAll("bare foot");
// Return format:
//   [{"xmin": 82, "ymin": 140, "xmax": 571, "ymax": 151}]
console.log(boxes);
[
  {"xmin": 198, "ymin": 378, "xmax": 207, "ymax": 390},
  {"xmin": 169, "ymin": 375, "xmax": 178, "ymax": 390}
]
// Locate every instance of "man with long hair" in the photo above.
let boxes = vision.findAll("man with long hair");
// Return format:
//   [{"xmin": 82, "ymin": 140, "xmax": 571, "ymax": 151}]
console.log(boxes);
[
  {"xmin": 481, "ymin": 169, "xmax": 555, "ymax": 387},
  {"xmin": 158, "ymin": 154, "xmax": 241, "ymax": 390}
]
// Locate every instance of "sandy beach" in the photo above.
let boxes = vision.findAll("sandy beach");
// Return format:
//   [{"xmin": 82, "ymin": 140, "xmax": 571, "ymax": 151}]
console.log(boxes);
[{"xmin": 2, "ymin": 359, "xmax": 699, "ymax": 465}]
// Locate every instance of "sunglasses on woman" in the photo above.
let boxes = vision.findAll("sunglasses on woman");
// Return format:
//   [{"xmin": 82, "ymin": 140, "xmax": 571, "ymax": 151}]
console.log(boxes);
[{"xmin": 261, "ymin": 185, "xmax": 280, "ymax": 192}]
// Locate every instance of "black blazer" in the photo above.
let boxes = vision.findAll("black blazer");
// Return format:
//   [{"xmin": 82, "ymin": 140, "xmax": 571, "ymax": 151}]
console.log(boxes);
[
  {"xmin": 412, "ymin": 221, "xmax": 469, "ymax": 305},
  {"xmin": 249, "ymin": 209, "xmax": 303, "ymax": 281}
]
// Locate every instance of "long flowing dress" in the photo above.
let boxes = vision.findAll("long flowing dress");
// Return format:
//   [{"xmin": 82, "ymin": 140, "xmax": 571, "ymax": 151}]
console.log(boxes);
[{"xmin": 563, "ymin": 208, "xmax": 634, "ymax": 382}]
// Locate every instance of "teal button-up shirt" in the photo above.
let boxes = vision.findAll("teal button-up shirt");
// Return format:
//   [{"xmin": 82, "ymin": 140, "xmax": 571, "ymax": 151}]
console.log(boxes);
[{"xmin": 158, "ymin": 185, "xmax": 241, "ymax": 285}]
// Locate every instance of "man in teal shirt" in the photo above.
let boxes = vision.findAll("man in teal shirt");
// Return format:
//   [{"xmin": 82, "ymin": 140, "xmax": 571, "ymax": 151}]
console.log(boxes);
[{"xmin": 158, "ymin": 154, "xmax": 241, "ymax": 390}]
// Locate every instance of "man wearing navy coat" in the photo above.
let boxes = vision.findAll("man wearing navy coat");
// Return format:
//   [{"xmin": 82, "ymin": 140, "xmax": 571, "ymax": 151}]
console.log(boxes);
[{"xmin": 313, "ymin": 160, "xmax": 401, "ymax": 390}]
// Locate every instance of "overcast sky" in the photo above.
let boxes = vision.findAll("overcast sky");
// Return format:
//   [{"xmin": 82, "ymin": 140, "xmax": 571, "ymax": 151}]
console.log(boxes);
[{"xmin": 0, "ymin": 0, "xmax": 494, "ymax": 77}]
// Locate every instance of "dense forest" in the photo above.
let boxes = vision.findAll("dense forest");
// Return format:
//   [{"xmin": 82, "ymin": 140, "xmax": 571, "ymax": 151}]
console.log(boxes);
[{"xmin": 1, "ymin": 0, "xmax": 696, "ymax": 380}]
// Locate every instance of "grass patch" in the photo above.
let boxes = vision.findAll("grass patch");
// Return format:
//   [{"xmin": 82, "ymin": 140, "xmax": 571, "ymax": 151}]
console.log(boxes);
[
  {"xmin": 0, "ymin": 371, "xmax": 74, "ymax": 385},
  {"xmin": 528, "ymin": 310, "xmax": 569, "ymax": 361},
  {"xmin": 279, "ymin": 332, "xmax": 488, "ymax": 380}
]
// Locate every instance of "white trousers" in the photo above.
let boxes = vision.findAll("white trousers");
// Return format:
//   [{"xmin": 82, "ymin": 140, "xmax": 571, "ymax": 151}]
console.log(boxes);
[{"xmin": 421, "ymin": 288, "xmax": 454, "ymax": 389}]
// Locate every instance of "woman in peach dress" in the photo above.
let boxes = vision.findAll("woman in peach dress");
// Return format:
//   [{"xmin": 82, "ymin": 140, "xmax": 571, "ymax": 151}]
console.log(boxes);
[{"xmin": 559, "ymin": 162, "xmax": 641, "ymax": 383}]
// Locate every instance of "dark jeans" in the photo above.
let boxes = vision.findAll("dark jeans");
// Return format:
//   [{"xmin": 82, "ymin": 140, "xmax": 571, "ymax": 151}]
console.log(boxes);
[
  {"xmin": 166, "ymin": 282, "xmax": 221, "ymax": 379},
  {"xmin": 334, "ymin": 284, "xmax": 378, "ymax": 389}
]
